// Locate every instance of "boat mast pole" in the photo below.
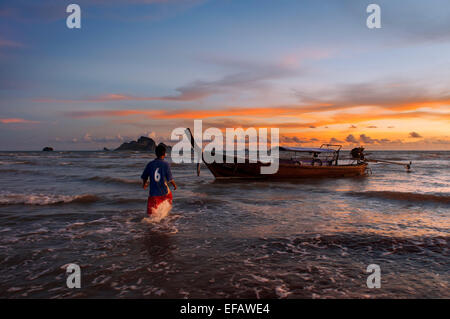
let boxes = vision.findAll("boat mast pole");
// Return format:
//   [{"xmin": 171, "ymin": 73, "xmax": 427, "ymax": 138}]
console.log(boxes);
[{"xmin": 185, "ymin": 128, "xmax": 203, "ymax": 176}]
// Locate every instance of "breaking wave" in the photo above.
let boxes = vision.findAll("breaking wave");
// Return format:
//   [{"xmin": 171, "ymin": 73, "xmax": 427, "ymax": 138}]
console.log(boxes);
[
  {"xmin": 0, "ymin": 193, "xmax": 100, "ymax": 206},
  {"xmin": 348, "ymin": 191, "xmax": 450, "ymax": 204}
]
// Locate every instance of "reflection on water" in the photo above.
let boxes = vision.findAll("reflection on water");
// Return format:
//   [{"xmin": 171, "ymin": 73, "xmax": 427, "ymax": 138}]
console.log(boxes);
[{"xmin": 0, "ymin": 150, "xmax": 448, "ymax": 298}]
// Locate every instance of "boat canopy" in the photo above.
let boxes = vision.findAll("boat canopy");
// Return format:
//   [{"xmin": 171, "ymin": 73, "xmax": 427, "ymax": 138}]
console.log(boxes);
[{"xmin": 279, "ymin": 146, "xmax": 336, "ymax": 153}]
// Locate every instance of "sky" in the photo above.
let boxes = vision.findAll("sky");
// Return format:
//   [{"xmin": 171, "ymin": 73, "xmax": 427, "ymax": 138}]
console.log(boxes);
[{"xmin": 0, "ymin": 0, "xmax": 449, "ymax": 150}]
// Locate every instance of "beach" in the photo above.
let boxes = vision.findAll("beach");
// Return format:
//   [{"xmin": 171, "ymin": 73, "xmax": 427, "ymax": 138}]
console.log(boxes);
[{"xmin": 0, "ymin": 150, "xmax": 448, "ymax": 298}]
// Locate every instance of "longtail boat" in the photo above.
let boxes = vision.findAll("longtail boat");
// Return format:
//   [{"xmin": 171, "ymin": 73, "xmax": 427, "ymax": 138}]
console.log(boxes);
[{"xmin": 185, "ymin": 129, "xmax": 370, "ymax": 179}]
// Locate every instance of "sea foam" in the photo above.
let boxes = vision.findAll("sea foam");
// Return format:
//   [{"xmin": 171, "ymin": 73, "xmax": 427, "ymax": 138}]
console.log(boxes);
[
  {"xmin": 142, "ymin": 200, "xmax": 173, "ymax": 223},
  {"xmin": 0, "ymin": 192, "xmax": 99, "ymax": 205}
]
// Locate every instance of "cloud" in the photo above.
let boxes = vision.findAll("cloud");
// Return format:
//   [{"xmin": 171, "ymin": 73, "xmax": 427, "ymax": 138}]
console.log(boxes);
[
  {"xmin": 367, "ymin": 126, "xmax": 377, "ymax": 129},
  {"xmin": 65, "ymin": 107, "xmax": 450, "ymax": 133},
  {"xmin": 53, "ymin": 133, "xmax": 129, "ymax": 144},
  {"xmin": 359, "ymin": 134, "xmax": 379, "ymax": 144},
  {"xmin": 54, "ymin": 130, "xmax": 163, "ymax": 145},
  {"xmin": 409, "ymin": 132, "xmax": 423, "ymax": 138},
  {"xmin": 294, "ymin": 80, "xmax": 450, "ymax": 113},
  {"xmin": 280, "ymin": 47, "xmax": 335, "ymax": 68},
  {"xmin": 39, "ymin": 58, "xmax": 304, "ymax": 103},
  {"xmin": 65, "ymin": 106, "xmax": 314, "ymax": 120},
  {"xmin": 42, "ymin": 78, "xmax": 450, "ymax": 132},
  {"xmin": 329, "ymin": 137, "xmax": 343, "ymax": 144},
  {"xmin": 280, "ymin": 136, "xmax": 309, "ymax": 144},
  {"xmin": 353, "ymin": 135, "xmax": 404, "ymax": 145},
  {"xmin": 381, "ymin": 0, "xmax": 450, "ymax": 44},
  {"xmin": 424, "ymin": 138, "xmax": 450, "ymax": 145},
  {"xmin": 345, "ymin": 134, "xmax": 358, "ymax": 143},
  {"xmin": 0, "ymin": 118, "xmax": 39, "ymax": 124}
]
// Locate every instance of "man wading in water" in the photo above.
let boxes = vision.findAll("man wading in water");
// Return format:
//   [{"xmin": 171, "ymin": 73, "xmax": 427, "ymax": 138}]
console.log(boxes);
[{"xmin": 141, "ymin": 144, "xmax": 177, "ymax": 216}]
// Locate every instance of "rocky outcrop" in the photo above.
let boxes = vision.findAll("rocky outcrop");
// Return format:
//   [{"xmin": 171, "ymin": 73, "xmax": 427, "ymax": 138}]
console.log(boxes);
[
  {"xmin": 42, "ymin": 147, "xmax": 54, "ymax": 152},
  {"xmin": 115, "ymin": 136, "xmax": 156, "ymax": 151}
]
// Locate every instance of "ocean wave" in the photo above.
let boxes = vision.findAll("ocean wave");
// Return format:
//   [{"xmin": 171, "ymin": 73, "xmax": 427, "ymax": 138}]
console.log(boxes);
[
  {"xmin": 0, "ymin": 193, "xmax": 100, "ymax": 206},
  {"xmin": 58, "ymin": 162, "xmax": 73, "ymax": 166},
  {"xmin": 87, "ymin": 176, "xmax": 140, "ymax": 185},
  {"xmin": 112, "ymin": 197, "xmax": 146, "ymax": 204},
  {"xmin": 288, "ymin": 233, "xmax": 449, "ymax": 254},
  {"xmin": 417, "ymin": 153, "xmax": 450, "ymax": 160},
  {"xmin": 126, "ymin": 162, "xmax": 147, "ymax": 168},
  {"xmin": 0, "ymin": 160, "xmax": 35, "ymax": 165},
  {"xmin": 0, "ymin": 168, "xmax": 23, "ymax": 174},
  {"xmin": 0, "ymin": 168, "xmax": 46, "ymax": 175},
  {"xmin": 256, "ymin": 233, "xmax": 449, "ymax": 257},
  {"xmin": 347, "ymin": 191, "xmax": 450, "ymax": 204}
]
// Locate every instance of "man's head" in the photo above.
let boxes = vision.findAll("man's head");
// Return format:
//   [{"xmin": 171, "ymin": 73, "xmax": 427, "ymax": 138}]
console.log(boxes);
[{"xmin": 155, "ymin": 144, "xmax": 166, "ymax": 159}]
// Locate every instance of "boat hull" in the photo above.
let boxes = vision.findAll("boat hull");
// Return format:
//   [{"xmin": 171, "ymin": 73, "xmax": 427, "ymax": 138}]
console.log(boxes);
[{"xmin": 205, "ymin": 161, "xmax": 368, "ymax": 179}]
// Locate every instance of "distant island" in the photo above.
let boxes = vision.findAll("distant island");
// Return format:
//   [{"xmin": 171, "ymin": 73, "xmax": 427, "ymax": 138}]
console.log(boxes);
[
  {"xmin": 114, "ymin": 136, "xmax": 171, "ymax": 152},
  {"xmin": 42, "ymin": 147, "xmax": 54, "ymax": 152}
]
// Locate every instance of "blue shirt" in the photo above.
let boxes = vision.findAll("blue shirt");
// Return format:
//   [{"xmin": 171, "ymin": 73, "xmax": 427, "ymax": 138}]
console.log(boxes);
[{"xmin": 141, "ymin": 158, "xmax": 173, "ymax": 196}]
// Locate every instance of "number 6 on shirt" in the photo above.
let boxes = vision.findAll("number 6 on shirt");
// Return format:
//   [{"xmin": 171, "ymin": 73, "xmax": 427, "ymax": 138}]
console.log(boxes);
[{"xmin": 154, "ymin": 168, "xmax": 161, "ymax": 181}]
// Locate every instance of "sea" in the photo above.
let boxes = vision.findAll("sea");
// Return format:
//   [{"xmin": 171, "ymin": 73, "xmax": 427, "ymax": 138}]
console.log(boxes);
[{"xmin": 0, "ymin": 150, "xmax": 448, "ymax": 298}]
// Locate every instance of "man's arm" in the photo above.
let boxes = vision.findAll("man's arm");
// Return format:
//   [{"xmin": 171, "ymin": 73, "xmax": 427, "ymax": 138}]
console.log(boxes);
[
  {"xmin": 141, "ymin": 165, "xmax": 149, "ymax": 189},
  {"xmin": 166, "ymin": 164, "xmax": 177, "ymax": 190}
]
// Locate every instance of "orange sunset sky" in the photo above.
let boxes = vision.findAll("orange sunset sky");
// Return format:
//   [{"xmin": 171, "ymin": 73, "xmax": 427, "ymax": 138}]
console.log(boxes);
[{"xmin": 0, "ymin": 0, "xmax": 449, "ymax": 150}]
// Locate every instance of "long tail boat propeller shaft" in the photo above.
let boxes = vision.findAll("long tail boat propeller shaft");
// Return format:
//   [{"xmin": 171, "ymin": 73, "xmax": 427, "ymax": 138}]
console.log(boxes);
[{"xmin": 350, "ymin": 147, "xmax": 412, "ymax": 172}]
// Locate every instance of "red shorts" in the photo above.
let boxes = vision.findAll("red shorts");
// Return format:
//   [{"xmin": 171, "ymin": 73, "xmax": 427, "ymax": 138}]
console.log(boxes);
[{"xmin": 147, "ymin": 192, "xmax": 173, "ymax": 216}]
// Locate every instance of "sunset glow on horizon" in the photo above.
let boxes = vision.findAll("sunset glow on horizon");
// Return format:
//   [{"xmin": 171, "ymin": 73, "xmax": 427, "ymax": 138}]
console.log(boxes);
[{"xmin": 0, "ymin": 0, "xmax": 449, "ymax": 150}]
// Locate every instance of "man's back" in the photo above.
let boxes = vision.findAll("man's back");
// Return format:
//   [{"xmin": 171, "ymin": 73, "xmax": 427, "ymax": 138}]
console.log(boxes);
[{"xmin": 141, "ymin": 158, "xmax": 173, "ymax": 196}]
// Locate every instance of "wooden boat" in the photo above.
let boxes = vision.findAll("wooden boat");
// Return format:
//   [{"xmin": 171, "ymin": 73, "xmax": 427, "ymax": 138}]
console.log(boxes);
[
  {"xmin": 205, "ymin": 158, "xmax": 368, "ymax": 179},
  {"xmin": 185, "ymin": 129, "xmax": 368, "ymax": 179}
]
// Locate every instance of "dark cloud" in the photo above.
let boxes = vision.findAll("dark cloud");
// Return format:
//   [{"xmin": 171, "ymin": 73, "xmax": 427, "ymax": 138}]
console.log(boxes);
[
  {"xmin": 329, "ymin": 137, "xmax": 343, "ymax": 144},
  {"xmin": 356, "ymin": 134, "xmax": 406, "ymax": 145},
  {"xmin": 426, "ymin": 139, "xmax": 450, "ymax": 145},
  {"xmin": 359, "ymin": 134, "xmax": 379, "ymax": 144},
  {"xmin": 280, "ymin": 136, "xmax": 308, "ymax": 144},
  {"xmin": 345, "ymin": 134, "xmax": 358, "ymax": 143},
  {"xmin": 409, "ymin": 132, "xmax": 423, "ymax": 138}
]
